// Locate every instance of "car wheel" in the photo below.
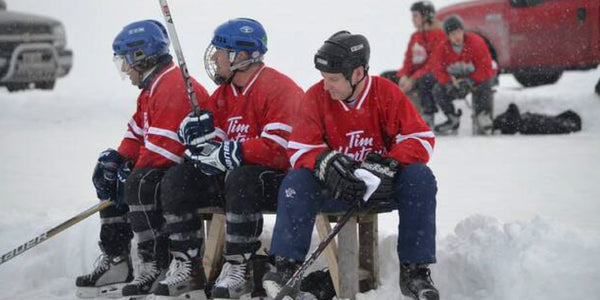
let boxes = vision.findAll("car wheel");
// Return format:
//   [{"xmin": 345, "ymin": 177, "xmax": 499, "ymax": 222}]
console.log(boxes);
[
  {"xmin": 595, "ymin": 78, "xmax": 600, "ymax": 95},
  {"xmin": 514, "ymin": 70, "xmax": 563, "ymax": 87},
  {"xmin": 6, "ymin": 83, "xmax": 29, "ymax": 92},
  {"xmin": 35, "ymin": 80, "xmax": 56, "ymax": 90}
]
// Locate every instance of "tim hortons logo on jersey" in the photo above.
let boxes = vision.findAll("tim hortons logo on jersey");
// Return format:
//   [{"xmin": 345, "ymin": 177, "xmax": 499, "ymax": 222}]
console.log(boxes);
[
  {"xmin": 337, "ymin": 130, "xmax": 379, "ymax": 161},
  {"xmin": 227, "ymin": 116, "xmax": 250, "ymax": 141}
]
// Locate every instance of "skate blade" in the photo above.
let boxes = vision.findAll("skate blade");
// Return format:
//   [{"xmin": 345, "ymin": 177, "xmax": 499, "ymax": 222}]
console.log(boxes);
[
  {"xmin": 152, "ymin": 289, "xmax": 207, "ymax": 300},
  {"xmin": 121, "ymin": 295, "xmax": 149, "ymax": 300},
  {"xmin": 240, "ymin": 293, "xmax": 273, "ymax": 300},
  {"xmin": 76, "ymin": 283, "xmax": 126, "ymax": 299}
]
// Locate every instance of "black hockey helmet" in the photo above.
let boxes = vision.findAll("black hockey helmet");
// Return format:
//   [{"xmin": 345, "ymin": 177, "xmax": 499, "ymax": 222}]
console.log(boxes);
[
  {"xmin": 314, "ymin": 31, "xmax": 370, "ymax": 80},
  {"xmin": 411, "ymin": 1, "xmax": 436, "ymax": 23},
  {"xmin": 443, "ymin": 15, "xmax": 464, "ymax": 34}
]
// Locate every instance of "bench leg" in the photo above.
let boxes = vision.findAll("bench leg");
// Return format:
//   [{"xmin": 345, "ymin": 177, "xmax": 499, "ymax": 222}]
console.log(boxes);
[
  {"xmin": 338, "ymin": 215, "xmax": 359, "ymax": 299},
  {"xmin": 359, "ymin": 214, "xmax": 379, "ymax": 292},
  {"xmin": 203, "ymin": 213, "xmax": 226, "ymax": 281},
  {"xmin": 315, "ymin": 214, "xmax": 340, "ymax": 296}
]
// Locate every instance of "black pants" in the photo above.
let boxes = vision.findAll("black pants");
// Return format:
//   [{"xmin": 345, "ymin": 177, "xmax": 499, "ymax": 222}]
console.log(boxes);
[
  {"xmin": 433, "ymin": 79, "xmax": 494, "ymax": 117},
  {"xmin": 414, "ymin": 73, "xmax": 438, "ymax": 115},
  {"xmin": 224, "ymin": 165, "xmax": 285, "ymax": 255}
]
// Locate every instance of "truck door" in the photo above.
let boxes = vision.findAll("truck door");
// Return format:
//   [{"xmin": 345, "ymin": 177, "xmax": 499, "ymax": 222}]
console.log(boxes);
[{"xmin": 508, "ymin": 0, "xmax": 594, "ymax": 69}]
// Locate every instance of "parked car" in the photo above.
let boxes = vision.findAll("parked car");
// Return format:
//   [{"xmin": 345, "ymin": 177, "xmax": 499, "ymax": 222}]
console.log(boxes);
[
  {"xmin": 0, "ymin": 0, "xmax": 73, "ymax": 92},
  {"xmin": 437, "ymin": 0, "xmax": 600, "ymax": 90}
]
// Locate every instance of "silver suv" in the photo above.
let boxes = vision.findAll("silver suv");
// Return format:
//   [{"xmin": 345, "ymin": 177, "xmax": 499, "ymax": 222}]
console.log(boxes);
[{"xmin": 0, "ymin": 0, "xmax": 73, "ymax": 92}]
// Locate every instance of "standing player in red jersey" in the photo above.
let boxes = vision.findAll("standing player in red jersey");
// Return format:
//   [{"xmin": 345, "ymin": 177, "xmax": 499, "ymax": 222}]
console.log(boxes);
[
  {"xmin": 397, "ymin": 1, "xmax": 447, "ymax": 127},
  {"xmin": 174, "ymin": 18, "xmax": 303, "ymax": 300},
  {"xmin": 75, "ymin": 20, "xmax": 212, "ymax": 300},
  {"xmin": 262, "ymin": 31, "xmax": 440, "ymax": 300},
  {"xmin": 431, "ymin": 15, "xmax": 496, "ymax": 135}
]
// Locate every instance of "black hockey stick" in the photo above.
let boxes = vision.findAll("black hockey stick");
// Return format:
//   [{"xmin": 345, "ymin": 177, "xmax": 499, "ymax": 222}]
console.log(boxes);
[
  {"xmin": 274, "ymin": 203, "xmax": 361, "ymax": 300},
  {"xmin": 0, "ymin": 200, "xmax": 113, "ymax": 266},
  {"xmin": 157, "ymin": 0, "xmax": 201, "ymax": 115}
]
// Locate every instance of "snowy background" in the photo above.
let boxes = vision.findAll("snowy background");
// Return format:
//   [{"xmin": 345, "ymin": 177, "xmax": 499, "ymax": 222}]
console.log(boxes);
[{"xmin": 1, "ymin": 0, "xmax": 599, "ymax": 299}]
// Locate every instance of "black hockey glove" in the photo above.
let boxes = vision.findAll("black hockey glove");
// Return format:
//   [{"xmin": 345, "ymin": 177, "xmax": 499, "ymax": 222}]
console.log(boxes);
[
  {"xmin": 114, "ymin": 161, "xmax": 133, "ymax": 208},
  {"xmin": 314, "ymin": 151, "xmax": 367, "ymax": 205},
  {"xmin": 360, "ymin": 153, "xmax": 400, "ymax": 203},
  {"xmin": 178, "ymin": 110, "xmax": 216, "ymax": 147},
  {"xmin": 185, "ymin": 140, "xmax": 243, "ymax": 175},
  {"xmin": 92, "ymin": 149, "xmax": 123, "ymax": 202}
]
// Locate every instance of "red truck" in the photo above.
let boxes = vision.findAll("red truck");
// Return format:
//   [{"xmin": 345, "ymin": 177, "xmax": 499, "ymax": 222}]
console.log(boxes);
[{"xmin": 437, "ymin": 0, "xmax": 600, "ymax": 92}]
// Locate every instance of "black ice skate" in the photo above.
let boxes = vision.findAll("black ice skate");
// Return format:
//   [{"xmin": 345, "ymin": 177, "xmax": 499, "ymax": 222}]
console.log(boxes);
[
  {"xmin": 434, "ymin": 110, "xmax": 461, "ymax": 135},
  {"xmin": 76, "ymin": 250, "xmax": 133, "ymax": 298},
  {"xmin": 212, "ymin": 254, "xmax": 272, "ymax": 300},
  {"xmin": 262, "ymin": 257, "xmax": 317, "ymax": 300},
  {"xmin": 399, "ymin": 263, "xmax": 439, "ymax": 300},
  {"xmin": 121, "ymin": 259, "xmax": 165, "ymax": 300},
  {"xmin": 153, "ymin": 251, "xmax": 207, "ymax": 300}
]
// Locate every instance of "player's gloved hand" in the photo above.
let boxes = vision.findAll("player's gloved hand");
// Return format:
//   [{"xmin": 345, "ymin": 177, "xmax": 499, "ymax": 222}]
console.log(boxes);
[
  {"xmin": 185, "ymin": 140, "xmax": 242, "ymax": 175},
  {"xmin": 455, "ymin": 79, "xmax": 474, "ymax": 99},
  {"xmin": 178, "ymin": 110, "xmax": 216, "ymax": 147},
  {"xmin": 360, "ymin": 153, "xmax": 400, "ymax": 202},
  {"xmin": 314, "ymin": 151, "xmax": 367, "ymax": 205},
  {"xmin": 92, "ymin": 149, "xmax": 123, "ymax": 201},
  {"xmin": 114, "ymin": 160, "xmax": 133, "ymax": 208}
]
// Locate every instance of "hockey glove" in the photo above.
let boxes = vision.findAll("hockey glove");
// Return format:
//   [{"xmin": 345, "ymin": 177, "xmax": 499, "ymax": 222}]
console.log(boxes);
[
  {"xmin": 92, "ymin": 149, "xmax": 123, "ymax": 201},
  {"xmin": 185, "ymin": 140, "xmax": 242, "ymax": 175},
  {"xmin": 114, "ymin": 161, "xmax": 133, "ymax": 208},
  {"xmin": 314, "ymin": 151, "xmax": 367, "ymax": 205},
  {"xmin": 178, "ymin": 110, "xmax": 216, "ymax": 147},
  {"xmin": 360, "ymin": 153, "xmax": 400, "ymax": 202}
]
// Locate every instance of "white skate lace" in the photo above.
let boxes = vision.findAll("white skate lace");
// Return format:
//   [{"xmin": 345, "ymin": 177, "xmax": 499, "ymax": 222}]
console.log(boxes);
[
  {"xmin": 84, "ymin": 254, "xmax": 110, "ymax": 279},
  {"xmin": 162, "ymin": 258, "xmax": 192, "ymax": 286},
  {"xmin": 131, "ymin": 261, "xmax": 160, "ymax": 285},
  {"xmin": 214, "ymin": 261, "xmax": 247, "ymax": 288}
]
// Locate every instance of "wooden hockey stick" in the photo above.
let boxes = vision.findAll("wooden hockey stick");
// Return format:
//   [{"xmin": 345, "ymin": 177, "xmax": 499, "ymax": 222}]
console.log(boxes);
[{"xmin": 0, "ymin": 200, "xmax": 112, "ymax": 266}]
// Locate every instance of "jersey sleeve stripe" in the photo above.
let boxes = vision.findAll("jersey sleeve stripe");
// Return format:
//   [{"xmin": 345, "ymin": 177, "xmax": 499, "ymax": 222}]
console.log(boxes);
[
  {"xmin": 395, "ymin": 132, "xmax": 434, "ymax": 159},
  {"xmin": 145, "ymin": 140, "xmax": 183, "ymax": 164},
  {"xmin": 263, "ymin": 122, "xmax": 292, "ymax": 133},
  {"xmin": 261, "ymin": 131, "xmax": 288, "ymax": 148},
  {"xmin": 287, "ymin": 141, "xmax": 328, "ymax": 150},
  {"xmin": 124, "ymin": 131, "xmax": 140, "ymax": 141},
  {"xmin": 215, "ymin": 128, "xmax": 227, "ymax": 141},
  {"xmin": 128, "ymin": 119, "xmax": 144, "ymax": 136},
  {"xmin": 289, "ymin": 148, "xmax": 312, "ymax": 168},
  {"xmin": 147, "ymin": 127, "xmax": 181, "ymax": 143}
]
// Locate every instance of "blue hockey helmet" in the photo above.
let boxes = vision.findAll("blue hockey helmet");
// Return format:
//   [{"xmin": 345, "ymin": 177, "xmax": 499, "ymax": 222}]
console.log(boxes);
[
  {"xmin": 204, "ymin": 18, "xmax": 268, "ymax": 85},
  {"xmin": 211, "ymin": 18, "xmax": 268, "ymax": 56},
  {"xmin": 112, "ymin": 20, "xmax": 170, "ymax": 70}
]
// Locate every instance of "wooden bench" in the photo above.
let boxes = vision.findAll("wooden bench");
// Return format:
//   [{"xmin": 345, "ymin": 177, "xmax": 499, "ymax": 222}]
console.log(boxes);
[{"xmin": 197, "ymin": 206, "xmax": 390, "ymax": 299}]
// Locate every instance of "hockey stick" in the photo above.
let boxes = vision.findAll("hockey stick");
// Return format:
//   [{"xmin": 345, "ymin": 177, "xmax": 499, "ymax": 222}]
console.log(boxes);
[
  {"xmin": 157, "ymin": 0, "xmax": 201, "ymax": 115},
  {"xmin": 0, "ymin": 200, "xmax": 113, "ymax": 266},
  {"xmin": 274, "ymin": 203, "xmax": 361, "ymax": 300}
]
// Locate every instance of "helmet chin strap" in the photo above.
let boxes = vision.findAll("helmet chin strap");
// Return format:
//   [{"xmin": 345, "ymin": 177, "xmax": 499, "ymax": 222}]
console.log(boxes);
[
  {"xmin": 341, "ymin": 70, "xmax": 368, "ymax": 103},
  {"xmin": 218, "ymin": 51, "xmax": 263, "ymax": 85}
]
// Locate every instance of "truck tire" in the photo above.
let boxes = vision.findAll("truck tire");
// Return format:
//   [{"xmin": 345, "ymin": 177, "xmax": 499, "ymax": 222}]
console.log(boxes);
[
  {"xmin": 595, "ymin": 78, "xmax": 600, "ymax": 95},
  {"xmin": 6, "ymin": 83, "xmax": 29, "ymax": 92},
  {"xmin": 514, "ymin": 70, "xmax": 563, "ymax": 87},
  {"xmin": 35, "ymin": 80, "xmax": 56, "ymax": 90}
]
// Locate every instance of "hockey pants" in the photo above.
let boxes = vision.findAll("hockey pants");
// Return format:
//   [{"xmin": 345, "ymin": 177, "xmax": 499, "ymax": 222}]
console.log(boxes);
[{"xmin": 270, "ymin": 164, "xmax": 437, "ymax": 264}]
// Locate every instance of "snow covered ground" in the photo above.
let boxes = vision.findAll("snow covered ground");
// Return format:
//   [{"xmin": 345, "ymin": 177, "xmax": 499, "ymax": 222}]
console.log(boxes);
[{"xmin": 1, "ymin": 0, "xmax": 599, "ymax": 299}]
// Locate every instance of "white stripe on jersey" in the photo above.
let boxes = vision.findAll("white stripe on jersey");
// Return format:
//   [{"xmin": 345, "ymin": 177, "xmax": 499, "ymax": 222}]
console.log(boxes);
[
  {"xmin": 288, "ymin": 141, "xmax": 327, "ymax": 167},
  {"xmin": 148, "ymin": 127, "xmax": 181, "ymax": 143},
  {"xmin": 149, "ymin": 64, "xmax": 177, "ymax": 97},
  {"xmin": 395, "ymin": 131, "xmax": 434, "ymax": 158},
  {"xmin": 263, "ymin": 122, "xmax": 292, "ymax": 133},
  {"xmin": 124, "ymin": 131, "xmax": 140, "ymax": 141},
  {"xmin": 261, "ymin": 131, "xmax": 288, "ymax": 148},
  {"xmin": 128, "ymin": 119, "xmax": 144, "ymax": 136},
  {"xmin": 215, "ymin": 127, "xmax": 227, "ymax": 141},
  {"xmin": 145, "ymin": 140, "xmax": 183, "ymax": 164}
]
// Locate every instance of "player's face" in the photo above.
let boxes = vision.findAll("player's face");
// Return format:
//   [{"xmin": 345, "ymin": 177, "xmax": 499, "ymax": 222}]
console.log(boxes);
[
  {"xmin": 412, "ymin": 11, "xmax": 424, "ymax": 29},
  {"xmin": 321, "ymin": 72, "xmax": 352, "ymax": 101},
  {"xmin": 449, "ymin": 29, "xmax": 465, "ymax": 46},
  {"xmin": 212, "ymin": 48, "xmax": 233, "ymax": 78},
  {"xmin": 122, "ymin": 60, "xmax": 141, "ymax": 86}
]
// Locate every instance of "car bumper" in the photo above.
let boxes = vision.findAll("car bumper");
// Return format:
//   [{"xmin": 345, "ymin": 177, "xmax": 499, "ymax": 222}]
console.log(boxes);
[{"xmin": 0, "ymin": 43, "xmax": 73, "ymax": 83}]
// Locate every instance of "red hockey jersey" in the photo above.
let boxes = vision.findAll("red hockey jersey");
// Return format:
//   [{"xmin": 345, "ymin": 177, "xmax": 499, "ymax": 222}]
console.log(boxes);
[
  {"xmin": 206, "ymin": 64, "xmax": 303, "ymax": 171},
  {"xmin": 431, "ymin": 32, "xmax": 495, "ymax": 85},
  {"xmin": 118, "ymin": 62, "xmax": 210, "ymax": 169},
  {"xmin": 288, "ymin": 76, "xmax": 434, "ymax": 171},
  {"xmin": 396, "ymin": 29, "xmax": 446, "ymax": 80}
]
